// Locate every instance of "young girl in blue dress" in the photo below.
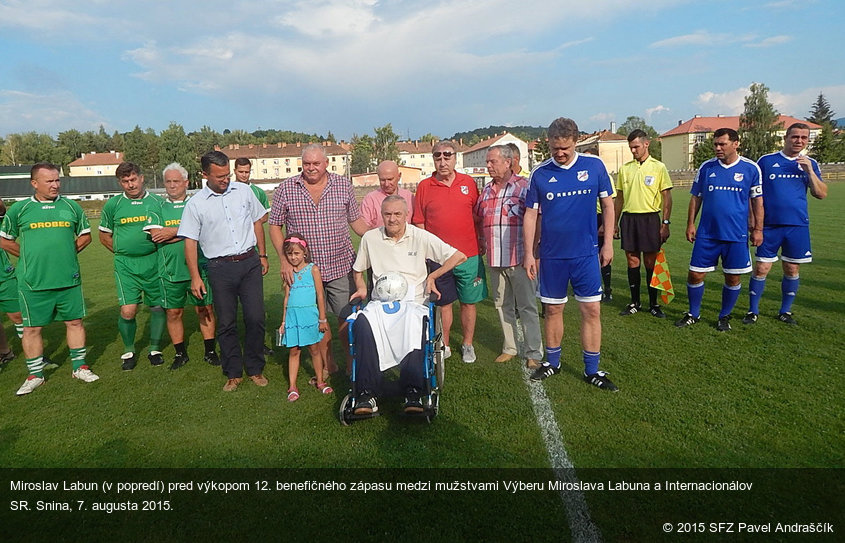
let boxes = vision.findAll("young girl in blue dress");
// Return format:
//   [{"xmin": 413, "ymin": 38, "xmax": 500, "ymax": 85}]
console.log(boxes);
[{"xmin": 279, "ymin": 234, "xmax": 331, "ymax": 401}]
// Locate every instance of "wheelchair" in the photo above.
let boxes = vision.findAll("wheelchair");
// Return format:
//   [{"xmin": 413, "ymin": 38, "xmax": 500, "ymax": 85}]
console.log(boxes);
[{"xmin": 339, "ymin": 294, "xmax": 444, "ymax": 425}]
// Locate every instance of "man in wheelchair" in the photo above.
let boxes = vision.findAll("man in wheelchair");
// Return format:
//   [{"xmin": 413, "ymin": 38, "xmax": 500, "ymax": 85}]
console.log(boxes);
[{"xmin": 347, "ymin": 195, "xmax": 466, "ymax": 416}]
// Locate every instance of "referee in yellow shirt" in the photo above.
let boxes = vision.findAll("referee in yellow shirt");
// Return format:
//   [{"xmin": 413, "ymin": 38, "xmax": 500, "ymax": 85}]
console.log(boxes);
[{"xmin": 614, "ymin": 129, "xmax": 673, "ymax": 318}]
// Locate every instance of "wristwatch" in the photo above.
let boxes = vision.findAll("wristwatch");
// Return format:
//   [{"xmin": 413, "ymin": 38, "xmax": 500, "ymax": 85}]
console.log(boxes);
[{"xmin": 662, "ymin": 219, "xmax": 671, "ymax": 225}]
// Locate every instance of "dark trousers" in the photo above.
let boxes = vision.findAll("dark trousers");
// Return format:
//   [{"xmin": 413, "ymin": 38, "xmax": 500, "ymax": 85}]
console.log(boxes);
[
  {"xmin": 206, "ymin": 254, "xmax": 265, "ymax": 379},
  {"xmin": 353, "ymin": 314, "xmax": 424, "ymax": 397}
]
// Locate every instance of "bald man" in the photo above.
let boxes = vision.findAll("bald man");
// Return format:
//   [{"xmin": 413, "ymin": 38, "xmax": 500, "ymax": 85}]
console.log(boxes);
[{"xmin": 360, "ymin": 161, "xmax": 415, "ymax": 230}]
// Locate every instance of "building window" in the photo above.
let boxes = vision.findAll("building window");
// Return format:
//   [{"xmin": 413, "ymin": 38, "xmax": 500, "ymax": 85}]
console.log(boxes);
[
  {"xmin": 286, "ymin": 168, "xmax": 291, "ymax": 173},
  {"xmin": 274, "ymin": 159, "xmax": 279, "ymax": 165},
  {"xmin": 285, "ymin": 159, "xmax": 290, "ymax": 165},
  {"xmin": 332, "ymin": 166, "xmax": 337, "ymax": 171},
  {"xmin": 262, "ymin": 169, "xmax": 267, "ymax": 174}
]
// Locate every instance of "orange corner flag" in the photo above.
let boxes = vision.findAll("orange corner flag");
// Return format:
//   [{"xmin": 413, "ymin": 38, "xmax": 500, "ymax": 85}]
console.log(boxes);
[{"xmin": 649, "ymin": 248, "xmax": 675, "ymax": 305}]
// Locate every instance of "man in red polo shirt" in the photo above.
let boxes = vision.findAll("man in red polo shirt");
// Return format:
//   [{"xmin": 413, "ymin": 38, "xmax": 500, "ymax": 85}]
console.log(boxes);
[{"xmin": 412, "ymin": 140, "xmax": 487, "ymax": 363}]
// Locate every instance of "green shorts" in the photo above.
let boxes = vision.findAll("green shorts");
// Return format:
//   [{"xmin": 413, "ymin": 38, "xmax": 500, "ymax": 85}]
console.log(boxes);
[
  {"xmin": 0, "ymin": 278, "xmax": 21, "ymax": 313},
  {"xmin": 19, "ymin": 285, "xmax": 86, "ymax": 327},
  {"xmin": 453, "ymin": 255, "xmax": 488, "ymax": 304},
  {"xmin": 114, "ymin": 254, "xmax": 162, "ymax": 307},
  {"xmin": 160, "ymin": 276, "xmax": 213, "ymax": 309}
]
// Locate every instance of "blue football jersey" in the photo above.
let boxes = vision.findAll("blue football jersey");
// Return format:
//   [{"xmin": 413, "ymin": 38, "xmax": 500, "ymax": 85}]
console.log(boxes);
[
  {"xmin": 691, "ymin": 156, "xmax": 762, "ymax": 242},
  {"xmin": 526, "ymin": 154, "xmax": 614, "ymax": 259},
  {"xmin": 757, "ymin": 151, "xmax": 822, "ymax": 226}
]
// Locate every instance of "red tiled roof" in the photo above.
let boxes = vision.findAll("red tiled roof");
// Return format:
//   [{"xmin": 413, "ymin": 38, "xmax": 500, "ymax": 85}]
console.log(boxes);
[
  {"xmin": 660, "ymin": 115, "xmax": 821, "ymax": 138},
  {"xmin": 68, "ymin": 151, "xmax": 123, "ymax": 167},
  {"xmin": 220, "ymin": 141, "xmax": 350, "ymax": 159}
]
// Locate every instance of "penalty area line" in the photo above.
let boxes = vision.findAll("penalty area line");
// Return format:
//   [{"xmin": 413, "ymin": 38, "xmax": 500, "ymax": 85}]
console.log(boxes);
[{"xmin": 521, "ymin": 365, "xmax": 602, "ymax": 543}]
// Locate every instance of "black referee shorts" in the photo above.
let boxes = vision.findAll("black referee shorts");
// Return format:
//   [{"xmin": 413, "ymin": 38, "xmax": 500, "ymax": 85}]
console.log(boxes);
[{"xmin": 620, "ymin": 212, "xmax": 661, "ymax": 253}]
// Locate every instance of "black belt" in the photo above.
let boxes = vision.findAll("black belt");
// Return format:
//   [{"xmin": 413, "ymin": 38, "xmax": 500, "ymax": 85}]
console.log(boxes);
[{"xmin": 211, "ymin": 248, "xmax": 256, "ymax": 262}]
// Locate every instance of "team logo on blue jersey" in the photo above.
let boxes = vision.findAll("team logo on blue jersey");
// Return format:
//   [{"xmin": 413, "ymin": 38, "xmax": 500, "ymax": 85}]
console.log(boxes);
[
  {"xmin": 734, "ymin": 173, "xmax": 744, "ymax": 182},
  {"xmin": 644, "ymin": 175, "xmax": 654, "ymax": 186},
  {"xmin": 460, "ymin": 186, "xmax": 468, "ymax": 195},
  {"xmin": 577, "ymin": 171, "xmax": 588, "ymax": 182}
]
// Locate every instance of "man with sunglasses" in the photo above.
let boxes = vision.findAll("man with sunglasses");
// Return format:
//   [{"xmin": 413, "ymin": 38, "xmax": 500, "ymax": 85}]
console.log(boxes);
[{"xmin": 412, "ymin": 141, "xmax": 487, "ymax": 364}]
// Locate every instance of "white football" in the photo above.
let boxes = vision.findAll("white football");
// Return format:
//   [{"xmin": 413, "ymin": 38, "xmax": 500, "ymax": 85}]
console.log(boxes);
[{"xmin": 374, "ymin": 271, "xmax": 408, "ymax": 302}]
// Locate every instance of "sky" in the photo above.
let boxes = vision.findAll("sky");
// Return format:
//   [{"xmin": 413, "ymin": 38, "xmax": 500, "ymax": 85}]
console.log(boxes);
[{"xmin": 1, "ymin": 0, "xmax": 843, "ymax": 141}]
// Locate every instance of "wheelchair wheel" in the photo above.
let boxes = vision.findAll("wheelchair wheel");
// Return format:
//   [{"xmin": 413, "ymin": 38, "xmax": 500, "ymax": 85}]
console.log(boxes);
[
  {"xmin": 339, "ymin": 393, "xmax": 352, "ymax": 426},
  {"xmin": 435, "ymin": 346, "xmax": 445, "ymax": 388}
]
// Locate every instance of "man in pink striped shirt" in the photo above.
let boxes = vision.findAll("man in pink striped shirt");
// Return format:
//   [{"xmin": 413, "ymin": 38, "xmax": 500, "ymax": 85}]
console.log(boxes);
[{"xmin": 475, "ymin": 145, "xmax": 542, "ymax": 369}]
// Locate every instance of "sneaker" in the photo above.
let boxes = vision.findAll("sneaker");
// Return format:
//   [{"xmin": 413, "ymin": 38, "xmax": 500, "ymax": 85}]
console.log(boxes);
[
  {"xmin": 530, "ymin": 363, "xmax": 560, "ymax": 381},
  {"xmin": 16, "ymin": 375, "xmax": 45, "ymax": 395},
  {"xmin": 404, "ymin": 388, "xmax": 424, "ymax": 414},
  {"xmin": 442, "ymin": 346, "xmax": 452, "ymax": 359},
  {"xmin": 716, "ymin": 315, "xmax": 732, "ymax": 332},
  {"xmin": 222, "ymin": 377, "xmax": 242, "ymax": 392},
  {"xmin": 353, "ymin": 393, "xmax": 378, "ymax": 415},
  {"xmin": 619, "ymin": 303, "xmax": 641, "ymax": 316},
  {"xmin": 148, "ymin": 351, "xmax": 164, "ymax": 367},
  {"xmin": 0, "ymin": 348, "xmax": 13, "ymax": 369},
  {"xmin": 777, "ymin": 312, "xmax": 797, "ymax": 325},
  {"xmin": 121, "ymin": 352, "xmax": 137, "ymax": 371},
  {"xmin": 204, "ymin": 351, "xmax": 221, "ymax": 366},
  {"xmin": 674, "ymin": 312, "xmax": 700, "ymax": 328},
  {"xmin": 263, "ymin": 344, "xmax": 274, "ymax": 357},
  {"xmin": 648, "ymin": 306, "xmax": 666, "ymax": 319},
  {"xmin": 170, "ymin": 353, "xmax": 189, "ymax": 370},
  {"xmin": 461, "ymin": 344, "xmax": 476, "ymax": 364},
  {"xmin": 742, "ymin": 312, "xmax": 758, "ymax": 325},
  {"xmin": 583, "ymin": 371, "xmax": 619, "ymax": 392},
  {"xmin": 601, "ymin": 290, "xmax": 613, "ymax": 303},
  {"xmin": 249, "ymin": 374, "xmax": 269, "ymax": 387},
  {"xmin": 72, "ymin": 366, "xmax": 100, "ymax": 383}
]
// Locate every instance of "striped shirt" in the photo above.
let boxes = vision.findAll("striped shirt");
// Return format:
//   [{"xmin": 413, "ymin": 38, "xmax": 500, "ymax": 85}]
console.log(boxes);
[
  {"xmin": 475, "ymin": 174, "xmax": 529, "ymax": 268},
  {"xmin": 269, "ymin": 172, "xmax": 361, "ymax": 282}
]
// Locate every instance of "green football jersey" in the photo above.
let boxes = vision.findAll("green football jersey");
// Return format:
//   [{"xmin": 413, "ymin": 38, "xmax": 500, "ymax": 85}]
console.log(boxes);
[
  {"xmin": 146, "ymin": 196, "xmax": 206, "ymax": 282},
  {"xmin": 0, "ymin": 249, "xmax": 15, "ymax": 282},
  {"xmin": 0, "ymin": 196, "xmax": 91, "ymax": 291},
  {"xmin": 249, "ymin": 184, "xmax": 271, "ymax": 213},
  {"xmin": 99, "ymin": 192, "xmax": 163, "ymax": 257}
]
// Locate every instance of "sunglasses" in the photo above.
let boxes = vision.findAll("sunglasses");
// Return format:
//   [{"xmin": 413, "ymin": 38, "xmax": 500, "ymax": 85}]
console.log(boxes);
[{"xmin": 433, "ymin": 151, "xmax": 455, "ymax": 159}]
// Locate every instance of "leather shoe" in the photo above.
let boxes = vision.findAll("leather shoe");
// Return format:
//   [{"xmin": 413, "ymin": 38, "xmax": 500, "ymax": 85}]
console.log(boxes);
[
  {"xmin": 494, "ymin": 353, "xmax": 514, "ymax": 363},
  {"xmin": 525, "ymin": 359, "xmax": 542, "ymax": 370},
  {"xmin": 249, "ymin": 374, "xmax": 269, "ymax": 387},
  {"xmin": 223, "ymin": 377, "xmax": 242, "ymax": 392}
]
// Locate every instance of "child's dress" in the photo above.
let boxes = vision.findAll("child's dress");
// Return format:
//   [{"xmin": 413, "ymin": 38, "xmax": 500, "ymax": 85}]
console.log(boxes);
[{"xmin": 283, "ymin": 263, "xmax": 324, "ymax": 347}]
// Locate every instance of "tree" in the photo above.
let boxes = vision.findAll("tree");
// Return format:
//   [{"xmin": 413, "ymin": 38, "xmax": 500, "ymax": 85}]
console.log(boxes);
[
  {"xmin": 0, "ymin": 132, "xmax": 58, "ymax": 165},
  {"xmin": 807, "ymin": 92, "xmax": 835, "ymax": 126},
  {"xmin": 56, "ymin": 129, "xmax": 87, "ymax": 172},
  {"xmin": 533, "ymin": 138, "xmax": 550, "ymax": 163},
  {"xmin": 158, "ymin": 122, "xmax": 197, "ymax": 185},
  {"xmin": 417, "ymin": 132, "xmax": 439, "ymax": 144},
  {"xmin": 810, "ymin": 122, "xmax": 836, "ymax": 163},
  {"xmin": 616, "ymin": 116, "xmax": 662, "ymax": 160},
  {"xmin": 189, "ymin": 125, "xmax": 222, "ymax": 160},
  {"xmin": 693, "ymin": 137, "xmax": 715, "ymax": 168},
  {"xmin": 349, "ymin": 134, "xmax": 374, "ymax": 174},
  {"xmin": 123, "ymin": 126, "xmax": 159, "ymax": 178},
  {"xmin": 371, "ymin": 123, "xmax": 400, "ymax": 165},
  {"xmin": 739, "ymin": 82, "xmax": 782, "ymax": 161}
]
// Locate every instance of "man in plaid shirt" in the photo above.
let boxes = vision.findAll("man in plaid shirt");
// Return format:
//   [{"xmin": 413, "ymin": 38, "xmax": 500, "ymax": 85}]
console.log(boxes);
[
  {"xmin": 476, "ymin": 145, "xmax": 543, "ymax": 370},
  {"xmin": 269, "ymin": 144, "xmax": 368, "ymax": 375}
]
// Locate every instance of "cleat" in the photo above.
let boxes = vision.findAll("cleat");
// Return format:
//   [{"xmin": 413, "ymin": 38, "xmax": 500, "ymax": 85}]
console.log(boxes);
[
  {"xmin": 72, "ymin": 366, "xmax": 100, "ymax": 382},
  {"xmin": 648, "ymin": 306, "xmax": 666, "ymax": 319},
  {"xmin": 584, "ymin": 370, "xmax": 618, "ymax": 392},
  {"xmin": 204, "ymin": 351, "xmax": 221, "ymax": 366},
  {"xmin": 121, "ymin": 352, "xmax": 137, "ymax": 371},
  {"xmin": 716, "ymin": 315, "xmax": 732, "ymax": 332},
  {"xmin": 170, "ymin": 353, "xmax": 189, "ymax": 370},
  {"xmin": 530, "ymin": 362, "xmax": 561, "ymax": 381},
  {"xmin": 442, "ymin": 345, "xmax": 452, "ymax": 360},
  {"xmin": 353, "ymin": 393, "xmax": 378, "ymax": 415},
  {"xmin": 16, "ymin": 375, "xmax": 45, "ymax": 395},
  {"xmin": 674, "ymin": 312, "xmax": 700, "ymax": 328},
  {"xmin": 148, "ymin": 351, "xmax": 164, "ymax": 367},
  {"xmin": 404, "ymin": 388, "xmax": 424, "ymax": 414},
  {"xmin": 742, "ymin": 312, "xmax": 758, "ymax": 325},
  {"xmin": 619, "ymin": 303, "xmax": 641, "ymax": 316},
  {"xmin": 777, "ymin": 312, "xmax": 797, "ymax": 325},
  {"xmin": 601, "ymin": 290, "xmax": 613, "ymax": 303},
  {"xmin": 461, "ymin": 344, "xmax": 476, "ymax": 364}
]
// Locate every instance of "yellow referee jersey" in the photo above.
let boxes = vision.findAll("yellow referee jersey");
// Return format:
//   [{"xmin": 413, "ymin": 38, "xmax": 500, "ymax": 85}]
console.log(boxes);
[{"xmin": 616, "ymin": 156, "xmax": 673, "ymax": 213}]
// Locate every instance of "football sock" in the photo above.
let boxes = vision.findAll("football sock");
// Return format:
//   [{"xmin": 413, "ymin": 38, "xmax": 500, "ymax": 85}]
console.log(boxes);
[
  {"xmin": 26, "ymin": 356, "xmax": 45, "ymax": 378},
  {"xmin": 204, "ymin": 338, "xmax": 216, "ymax": 353},
  {"xmin": 780, "ymin": 275, "xmax": 800, "ymax": 314},
  {"xmin": 174, "ymin": 342, "xmax": 187, "ymax": 356},
  {"xmin": 719, "ymin": 284, "xmax": 742, "ymax": 319},
  {"xmin": 15, "ymin": 323, "xmax": 23, "ymax": 339},
  {"xmin": 687, "ymin": 282, "xmax": 704, "ymax": 318},
  {"xmin": 69, "ymin": 347, "xmax": 87, "ymax": 371},
  {"xmin": 645, "ymin": 266, "xmax": 658, "ymax": 307},
  {"xmin": 627, "ymin": 267, "xmax": 641, "ymax": 306},
  {"xmin": 149, "ymin": 307, "xmax": 166, "ymax": 351},
  {"xmin": 601, "ymin": 264, "xmax": 612, "ymax": 292},
  {"xmin": 748, "ymin": 275, "xmax": 767, "ymax": 314},
  {"xmin": 118, "ymin": 316, "xmax": 137, "ymax": 351},
  {"xmin": 583, "ymin": 350, "xmax": 600, "ymax": 375},
  {"xmin": 546, "ymin": 346, "xmax": 562, "ymax": 369}
]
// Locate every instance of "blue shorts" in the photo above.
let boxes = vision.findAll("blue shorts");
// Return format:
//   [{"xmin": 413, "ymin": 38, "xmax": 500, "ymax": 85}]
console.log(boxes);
[
  {"xmin": 756, "ymin": 225, "xmax": 812, "ymax": 264},
  {"xmin": 538, "ymin": 255, "xmax": 602, "ymax": 304},
  {"xmin": 690, "ymin": 238, "xmax": 752, "ymax": 274}
]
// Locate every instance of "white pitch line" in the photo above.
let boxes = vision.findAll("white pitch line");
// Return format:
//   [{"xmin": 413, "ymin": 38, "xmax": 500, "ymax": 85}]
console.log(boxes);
[{"xmin": 521, "ymin": 365, "xmax": 603, "ymax": 543}]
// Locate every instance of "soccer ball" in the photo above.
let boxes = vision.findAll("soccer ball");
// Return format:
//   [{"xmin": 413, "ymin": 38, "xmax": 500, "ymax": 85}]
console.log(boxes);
[{"xmin": 374, "ymin": 271, "xmax": 408, "ymax": 302}]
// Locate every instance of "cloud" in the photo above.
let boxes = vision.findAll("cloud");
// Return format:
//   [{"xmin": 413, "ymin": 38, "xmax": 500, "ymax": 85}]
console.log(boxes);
[
  {"xmin": 645, "ymin": 105, "xmax": 670, "ymax": 117},
  {"xmin": 692, "ymin": 84, "xmax": 845, "ymax": 121},
  {"xmin": 0, "ymin": 89, "xmax": 107, "ymax": 136},
  {"xmin": 650, "ymin": 30, "xmax": 755, "ymax": 48},
  {"xmin": 695, "ymin": 86, "xmax": 750, "ymax": 115},
  {"xmin": 0, "ymin": 0, "xmax": 113, "ymax": 34},
  {"xmin": 744, "ymin": 35, "xmax": 792, "ymax": 48},
  {"xmin": 590, "ymin": 112, "xmax": 615, "ymax": 122}
]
